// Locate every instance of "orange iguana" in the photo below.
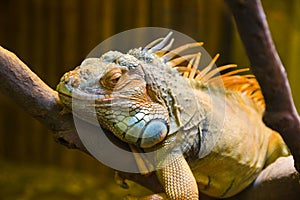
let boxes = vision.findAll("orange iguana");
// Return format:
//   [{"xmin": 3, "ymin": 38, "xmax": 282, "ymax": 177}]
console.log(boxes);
[{"xmin": 56, "ymin": 32, "xmax": 289, "ymax": 199}]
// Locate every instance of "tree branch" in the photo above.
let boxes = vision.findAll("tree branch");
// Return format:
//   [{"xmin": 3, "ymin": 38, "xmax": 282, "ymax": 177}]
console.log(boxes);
[
  {"xmin": 224, "ymin": 0, "xmax": 300, "ymax": 171},
  {"xmin": 0, "ymin": 46, "xmax": 85, "ymax": 151}
]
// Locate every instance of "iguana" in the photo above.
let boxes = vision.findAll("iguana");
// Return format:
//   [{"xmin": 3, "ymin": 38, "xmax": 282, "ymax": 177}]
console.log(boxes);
[{"xmin": 56, "ymin": 32, "xmax": 289, "ymax": 199}]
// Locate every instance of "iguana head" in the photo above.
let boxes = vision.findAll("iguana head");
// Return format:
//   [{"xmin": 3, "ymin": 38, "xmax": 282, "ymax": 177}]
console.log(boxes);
[
  {"xmin": 57, "ymin": 48, "xmax": 176, "ymax": 148},
  {"xmin": 57, "ymin": 32, "xmax": 206, "ymax": 149}
]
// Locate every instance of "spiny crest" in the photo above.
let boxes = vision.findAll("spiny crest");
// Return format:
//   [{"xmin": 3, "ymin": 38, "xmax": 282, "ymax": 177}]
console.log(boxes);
[{"xmin": 143, "ymin": 32, "xmax": 265, "ymax": 108}]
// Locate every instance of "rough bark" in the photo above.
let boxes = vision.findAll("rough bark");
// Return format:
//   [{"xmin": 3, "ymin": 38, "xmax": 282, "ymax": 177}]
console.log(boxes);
[
  {"xmin": 0, "ymin": 46, "xmax": 86, "ymax": 152},
  {"xmin": 224, "ymin": 0, "xmax": 300, "ymax": 172}
]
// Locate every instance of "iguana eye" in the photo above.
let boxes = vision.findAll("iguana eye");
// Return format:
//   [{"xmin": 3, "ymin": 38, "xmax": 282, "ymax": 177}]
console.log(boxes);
[{"xmin": 101, "ymin": 68, "xmax": 123, "ymax": 88}]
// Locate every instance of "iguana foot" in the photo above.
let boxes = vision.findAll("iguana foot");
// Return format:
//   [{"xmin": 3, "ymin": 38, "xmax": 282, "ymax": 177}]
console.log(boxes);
[
  {"xmin": 124, "ymin": 194, "xmax": 166, "ymax": 200},
  {"xmin": 157, "ymin": 154, "xmax": 199, "ymax": 199}
]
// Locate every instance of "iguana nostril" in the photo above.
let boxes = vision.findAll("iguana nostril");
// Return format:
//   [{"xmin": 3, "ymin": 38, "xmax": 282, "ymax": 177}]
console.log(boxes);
[
  {"xmin": 70, "ymin": 77, "xmax": 80, "ymax": 87},
  {"xmin": 60, "ymin": 72, "xmax": 81, "ymax": 88}
]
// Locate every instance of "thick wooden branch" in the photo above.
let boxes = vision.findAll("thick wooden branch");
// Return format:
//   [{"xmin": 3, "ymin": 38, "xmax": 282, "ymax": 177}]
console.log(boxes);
[
  {"xmin": 0, "ymin": 46, "xmax": 85, "ymax": 151},
  {"xmin": 224, "ymin": 0, "xmax": 300, "ymax": 171},
  {"xmin": 230, "ymin": 156, "xmax": 300, "ymax": 200}
]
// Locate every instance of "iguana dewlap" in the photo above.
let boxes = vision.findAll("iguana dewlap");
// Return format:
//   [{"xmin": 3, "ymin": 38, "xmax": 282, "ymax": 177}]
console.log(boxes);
[{"xmin": 56, "ymin": 32, "xmax": 289, "ymax": 199}]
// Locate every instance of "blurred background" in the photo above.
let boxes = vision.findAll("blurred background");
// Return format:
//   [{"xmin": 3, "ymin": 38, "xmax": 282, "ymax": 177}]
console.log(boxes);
[{"xmin": 0, "ymin": 0, "xmax": 299, "ymax": 199}]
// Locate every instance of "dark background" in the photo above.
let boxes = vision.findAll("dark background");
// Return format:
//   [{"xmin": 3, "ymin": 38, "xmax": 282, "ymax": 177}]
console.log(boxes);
[{"xmin": 0, "ymin": 0, "xmax": 299, "ymax": 199}]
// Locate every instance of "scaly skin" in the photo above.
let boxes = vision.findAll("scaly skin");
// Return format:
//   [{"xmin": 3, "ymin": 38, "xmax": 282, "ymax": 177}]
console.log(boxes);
[{"xmin": 56, "ymin": 33, "xmax": 289, "ymax": 199}]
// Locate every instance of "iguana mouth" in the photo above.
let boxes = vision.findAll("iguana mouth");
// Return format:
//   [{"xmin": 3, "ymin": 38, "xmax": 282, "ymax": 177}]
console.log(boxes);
[
  {"xmin": 58, "ymin": 91, "xmax": 115, "ymax": 103},
  {"xmin": 57, "ymin": 81, "xmax": 117, "ymax": 104}
]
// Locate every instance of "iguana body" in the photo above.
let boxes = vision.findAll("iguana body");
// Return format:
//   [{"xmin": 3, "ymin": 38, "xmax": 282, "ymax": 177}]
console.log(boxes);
[{"xmin": 56, "ymin": 32, "xmax": 289, "ymax": 199}]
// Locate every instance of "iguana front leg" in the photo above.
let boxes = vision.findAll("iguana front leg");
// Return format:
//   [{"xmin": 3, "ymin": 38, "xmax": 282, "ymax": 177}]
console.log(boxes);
[
  {"xmin": 127, "ymin": 154, "xmax": 199, "ymax": 200},
  {"xmin": 156, "ymin": 154, "xmax": 199, "ymax": 200},
  {"xmin": 126, "ymin": 139, "xmax": 198, "ymax": 199}
]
